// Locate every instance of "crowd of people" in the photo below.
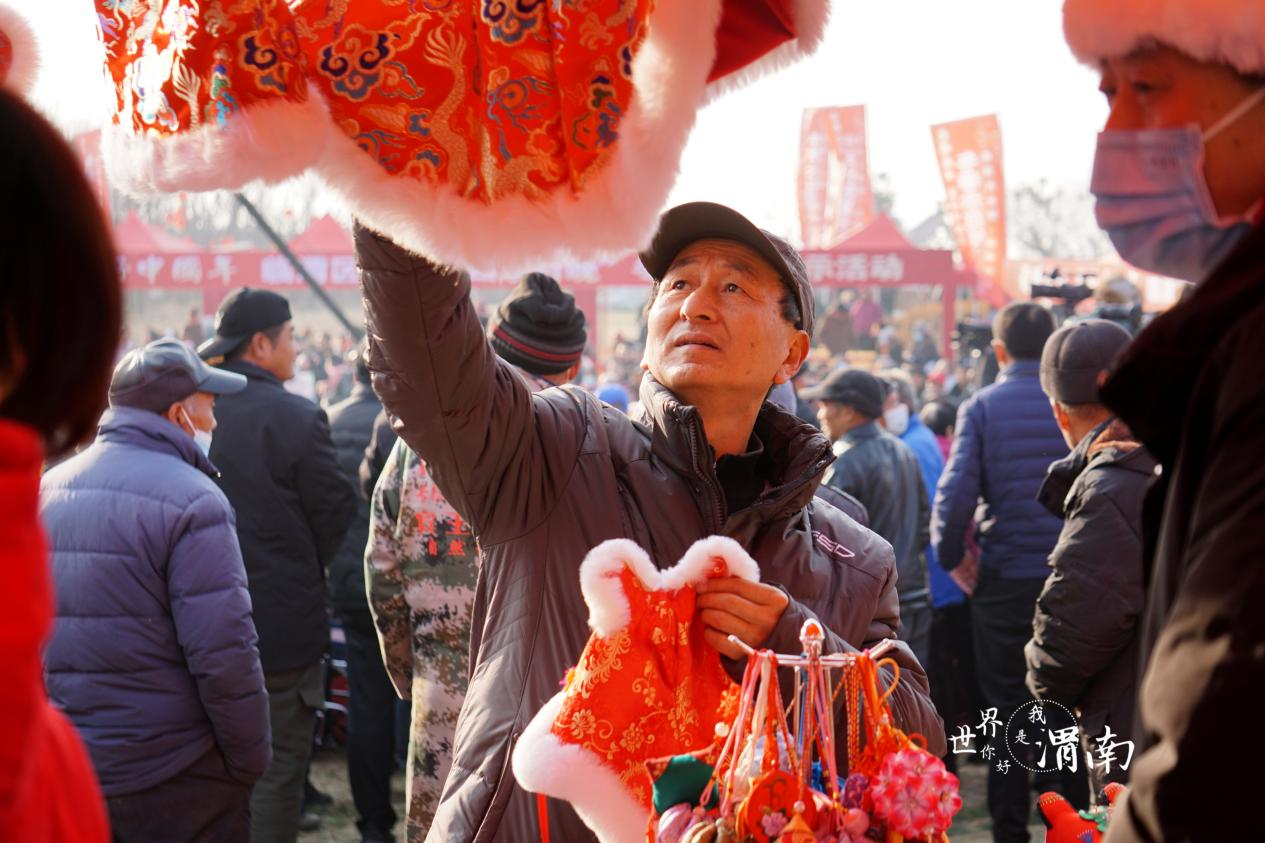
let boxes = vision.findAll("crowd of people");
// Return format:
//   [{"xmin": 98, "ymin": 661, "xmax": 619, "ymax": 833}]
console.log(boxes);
[{"xmin": 4, "ymin": 3, "xmax": 1265, "ymax": 843}]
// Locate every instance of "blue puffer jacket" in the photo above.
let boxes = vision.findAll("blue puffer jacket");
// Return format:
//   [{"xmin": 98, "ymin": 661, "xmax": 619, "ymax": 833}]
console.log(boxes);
[
  {"xmin": 931, "ymin": 360, "xmax": 1067, "ymax": 581},
  {"xmin": 901, "ymin": 416, "xmax": 964, "ymax": 607},
  {"xmin": 41, "ymin": 407, "xmax": 270, "ymax": 797}
]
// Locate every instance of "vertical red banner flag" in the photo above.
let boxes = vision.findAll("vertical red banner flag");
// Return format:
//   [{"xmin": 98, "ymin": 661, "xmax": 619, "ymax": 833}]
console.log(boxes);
[
  {"xmin": 932, "ymin": 115, "xmax": 1007, "ymax": 302},
  {"xmin": 798, "ymin": 106, "xmax": 875, "ymax": 249}
]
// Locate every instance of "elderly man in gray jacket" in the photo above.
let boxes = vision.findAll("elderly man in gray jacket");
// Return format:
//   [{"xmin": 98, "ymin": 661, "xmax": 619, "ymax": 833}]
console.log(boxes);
[
  {"xmin": 42, "ymin": 339, "xmax": 270, "ymax": 843},
  {"xmin": 357, "ymin": 202, "xmax": 945, "ymax": 843}
]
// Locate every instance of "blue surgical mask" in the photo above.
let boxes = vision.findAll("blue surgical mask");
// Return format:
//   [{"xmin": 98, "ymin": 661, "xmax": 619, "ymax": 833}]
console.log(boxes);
[{"xmin": 1090, "ymin": 85, "xmax": 1265, "ymax": 283}]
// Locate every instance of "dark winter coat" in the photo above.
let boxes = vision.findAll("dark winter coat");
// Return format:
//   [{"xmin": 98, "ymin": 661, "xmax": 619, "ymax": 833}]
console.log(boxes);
[
  {"xmin": 356, "ymin": 225, "xmax": 945, "ymax": 843},
  {"xmin": 210, "ymin": 360, "xmax": 356, "ymax": 674},
  {"xmin": 824, "ymin": 421, "xmax": 930, "ymax": 608},
  {"xmin": 41, "ymin": 408, "xmax": 270, "ymax": 796},
  {"xmin": 1025, "ymin": 418, "xmax": 1153, "ymax": 789},
  {"xmin": 1098, "ymin": 221, "xmax": 1265, "ymax": 843},
  {"xmin": 327, "ymin": 381, "xmax": 385, "ymax": 626},
  {"xmin": 931, "ymin": 360, "xmax": 1067, "ymax": 580}
]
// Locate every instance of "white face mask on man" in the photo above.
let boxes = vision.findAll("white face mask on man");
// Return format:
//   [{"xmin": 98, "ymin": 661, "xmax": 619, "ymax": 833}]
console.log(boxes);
[
  {"xmin": 883, "ymin": 403, "xmax": 910, "ymax": 436},
  {"xmin": 178, "ymin": 405, "xmax": 214, "ymax": 457}
]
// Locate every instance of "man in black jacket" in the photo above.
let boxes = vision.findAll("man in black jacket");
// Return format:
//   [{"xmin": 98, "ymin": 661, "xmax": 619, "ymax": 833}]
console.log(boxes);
[
  {"xmin": 1025, "ymin": 320, "xmax": 1151, "ymax": 800},
  {"xmin": 803, "ymin": 367, "xmax": 931, "ymax": 666},
  {"xmin": 200, "ymin": 289, "xmax": 356, "ymax": 843},
  {"xmin": 327, "ymin": 347, "xmax": 397, "ymax": 843}
]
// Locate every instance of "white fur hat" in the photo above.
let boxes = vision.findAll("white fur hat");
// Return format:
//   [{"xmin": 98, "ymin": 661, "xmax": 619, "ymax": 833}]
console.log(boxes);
[
  {"xmin": 1064, "ymin": 0, "xmax": 1265, "ymax": 77},
  {"xmin": 0, "ymin": 4, "xmax": 38, "ymax": 96}
]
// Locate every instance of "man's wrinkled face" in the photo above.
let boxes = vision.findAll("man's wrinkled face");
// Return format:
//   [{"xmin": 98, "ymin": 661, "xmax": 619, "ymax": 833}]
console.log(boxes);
[
  {"xmin": 643, "ymin": 239, "xmax": 807, "ymax": 406},
  {"xmin": 816, "ymin": 400, "xmax": 853, "ymax": 443},
  {"xmin": 1099, "ymin": 45, "xmax": 1265, "ymax": 217}
]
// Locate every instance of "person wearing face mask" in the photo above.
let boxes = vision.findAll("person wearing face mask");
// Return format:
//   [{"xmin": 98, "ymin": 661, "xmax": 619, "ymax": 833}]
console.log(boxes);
[
  {"xmin": 41, "ymin": 339, "xmax": 270, "ymax": 841},
  {"xmin": 802, "ymin": 368, "xmax": 932, "ymax": 667},
  {"xmin": 1063, "ymin": 3, "xmax": 1265, "ymax": 840}
]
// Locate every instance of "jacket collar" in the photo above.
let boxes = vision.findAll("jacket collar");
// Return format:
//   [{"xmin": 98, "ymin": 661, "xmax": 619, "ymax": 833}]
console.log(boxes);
[
  {"xmin": 98, "ymin": 406, "xmax": 219, "ymax": 477},
  {"xmin": 842, "ymin": 420, "xmax": 882, "ymax": 446},
  {"xmin": 636, "ymin": 374, "xmax": 835, "ymax": 522},
  {"xmin": 997, "ymin": 359, "xmax": 1041, "ymax": 382},
  {"xmin": 219, "ymin": 358, "xmax": 285, "ymax": 388},
  {"xmin": 1037, "ymin": 417, "xmax": 1148, "ymax": 517},
  {"xmin": 1101, "ymin": 219, "xmax": 1265, "ymax": 465}
]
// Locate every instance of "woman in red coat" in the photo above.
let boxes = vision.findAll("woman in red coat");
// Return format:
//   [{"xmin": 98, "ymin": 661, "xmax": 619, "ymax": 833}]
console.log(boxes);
[{"xmin": 0, "ymin": 11, "xmax": 121, "ymax": 838}]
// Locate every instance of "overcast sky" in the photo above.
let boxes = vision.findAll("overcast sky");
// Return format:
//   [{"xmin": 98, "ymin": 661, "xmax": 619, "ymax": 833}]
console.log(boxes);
[{"xmin": 23, "ymin": 0, "xmax": 1107, "ymax": 238}]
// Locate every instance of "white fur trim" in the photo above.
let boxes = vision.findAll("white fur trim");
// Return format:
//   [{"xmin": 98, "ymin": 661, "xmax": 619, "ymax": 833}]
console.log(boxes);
[
  {"xmin": 318, "ymin": 0, "xmax": 724, "ymax": 273},
  {"xmin": 1063, "ymin": 0, "xmax": 1265, "ymax": 76},
  {"xmin": 704, "ymin": 0, "xmax": 831, "ymax": 103},
  {"xmin": 103, "ymin": 92, "xmax": 330, "ymax": 196},
  {"xmin": 512, "ymin": 693, "xmax": 647, "ymax": 843},
  {"xmin": 579, "ymin": 535, "xmax": 760, "ymax": 638},
  {"xmin": 0, "ymin": 4, "xmax": 38, "ymax": 97}
]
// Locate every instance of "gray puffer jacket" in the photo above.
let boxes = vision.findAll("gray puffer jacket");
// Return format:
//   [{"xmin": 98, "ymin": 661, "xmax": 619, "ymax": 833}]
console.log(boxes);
[
  {"xmin": 356, "ymin": 226, "xmax": 945, "ymax": 843},
  {"xmin": 1026, "ymin": 417, "xmax": 1153, "ymax": 788},
  {"xmin": 41, "ymin": 407, "xmax": 270, "ymax": 796}
]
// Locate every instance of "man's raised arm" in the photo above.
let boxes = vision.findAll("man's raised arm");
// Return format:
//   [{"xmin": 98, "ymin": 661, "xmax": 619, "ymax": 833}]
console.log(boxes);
[{"xmin": 356, "ymin": 224, "xmax": 583, "ymax": 542}]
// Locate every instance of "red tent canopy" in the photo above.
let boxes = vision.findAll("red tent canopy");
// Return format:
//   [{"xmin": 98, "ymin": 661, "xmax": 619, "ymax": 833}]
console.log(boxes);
[
  {"xmin": 799, "ymin": 214, "xmax": 964, "ymax": 358},
  {"xmin": 287, "ymin": 215, "xmax": 353, "ymax": 254}
]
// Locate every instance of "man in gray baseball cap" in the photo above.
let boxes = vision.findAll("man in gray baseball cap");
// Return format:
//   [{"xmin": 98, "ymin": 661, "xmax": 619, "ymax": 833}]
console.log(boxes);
[
  {"xmin": 110, "ymin": 338, "xmax": 247, "ymax": 446},
  {"xmin": 1026, "ymin": 319, "xmax": 1154, "ymax": 797},
  {"xmin": 41, "ymin": 338, "xmax": 268, "ymax": 840}
]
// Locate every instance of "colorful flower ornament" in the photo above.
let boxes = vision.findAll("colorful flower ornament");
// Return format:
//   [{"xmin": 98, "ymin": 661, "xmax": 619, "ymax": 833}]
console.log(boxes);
[{"xmin": 95, "ymin": 0, "xmax": 829, "ymax": 272}]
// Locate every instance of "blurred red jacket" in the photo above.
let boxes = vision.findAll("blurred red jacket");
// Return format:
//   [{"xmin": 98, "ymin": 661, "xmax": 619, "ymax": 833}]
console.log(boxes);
[{"xmin": 0, "ymin": 419, "xmax": 108, "ymax": 841}]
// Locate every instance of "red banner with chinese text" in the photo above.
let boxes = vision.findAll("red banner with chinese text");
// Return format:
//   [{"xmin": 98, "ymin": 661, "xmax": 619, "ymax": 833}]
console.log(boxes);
[
  {"xmin": 932, "ymin": 115, "xmax": 1007, "ymax": 304},
  {"xmin": 798, "ymin": 106, "xmax": 875, "ymax": 249}
]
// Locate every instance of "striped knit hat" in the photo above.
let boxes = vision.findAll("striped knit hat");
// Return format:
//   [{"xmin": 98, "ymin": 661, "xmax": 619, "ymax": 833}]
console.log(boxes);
[{"xmin": 487, "ymin": 272, "xmax": 587, "ymax": 376}]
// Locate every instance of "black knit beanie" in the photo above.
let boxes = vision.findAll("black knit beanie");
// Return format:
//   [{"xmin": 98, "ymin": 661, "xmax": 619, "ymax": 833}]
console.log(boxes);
[{"xmin": 486, "ymin": 272, "xmax": 588, "ymax": 376}]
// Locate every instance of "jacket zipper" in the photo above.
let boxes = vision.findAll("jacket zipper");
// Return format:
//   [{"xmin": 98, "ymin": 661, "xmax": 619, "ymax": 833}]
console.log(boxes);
[{"xmin": 684, "ymin": 416, "xmax": 726, "ymax": 533}]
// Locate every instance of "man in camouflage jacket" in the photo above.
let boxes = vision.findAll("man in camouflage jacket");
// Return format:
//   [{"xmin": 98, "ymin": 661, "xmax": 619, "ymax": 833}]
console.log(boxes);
[{"xmin": 364, "ymin": 274, "xmax": 586, "ymax": 841}]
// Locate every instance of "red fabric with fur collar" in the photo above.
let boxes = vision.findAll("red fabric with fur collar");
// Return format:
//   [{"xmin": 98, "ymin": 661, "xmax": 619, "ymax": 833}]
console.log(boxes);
[{"xmin": 551, "ymin": 564, "xmax": 741, "ymax": 809}]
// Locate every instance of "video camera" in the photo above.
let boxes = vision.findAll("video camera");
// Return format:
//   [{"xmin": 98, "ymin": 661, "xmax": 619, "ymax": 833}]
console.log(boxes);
[
  {"xmin": 1029, "ymin": 283, "xmax": 1095, "ymax": 305},
  {"xmin": 953, "ymin": 321, "xmax": 993, "ymax": 357}
]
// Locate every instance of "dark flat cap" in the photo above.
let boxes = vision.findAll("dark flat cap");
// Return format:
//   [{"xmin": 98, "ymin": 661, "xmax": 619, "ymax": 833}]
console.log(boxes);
[
  {"xmin": 197, "ymin": 288, "xmax": 291, "ymax": 362},
  {"xmin": 798, "ymin": 367, "xmax": 885, "ymax": 419},
  {"xmin": 1040, "ymin": 319, "xmax": 1132, "ymax": 404},
  {"xmin": 639, "ymin": 202, "xmax": 815, "ymax": 338},
  {"xmin": 111, "ymin": 339, "xmax": 247, "ymax": 412}
]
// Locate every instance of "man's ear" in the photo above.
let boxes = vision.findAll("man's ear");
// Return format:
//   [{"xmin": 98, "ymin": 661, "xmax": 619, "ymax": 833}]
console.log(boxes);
[
  {"xmin": 1051, "ymin": 400, "xmax": 1072, "ymax": 433},
  {"xmin": 165, "ymin": 401, "xmax": 191, "ymax": 435},
  {"xmin": 773, "ymin": 330, "xmax": 811, "ymax": 385},
  {"xmin": 991, "ymin": 338, "xmax": 1011, "ymax": 368}
]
